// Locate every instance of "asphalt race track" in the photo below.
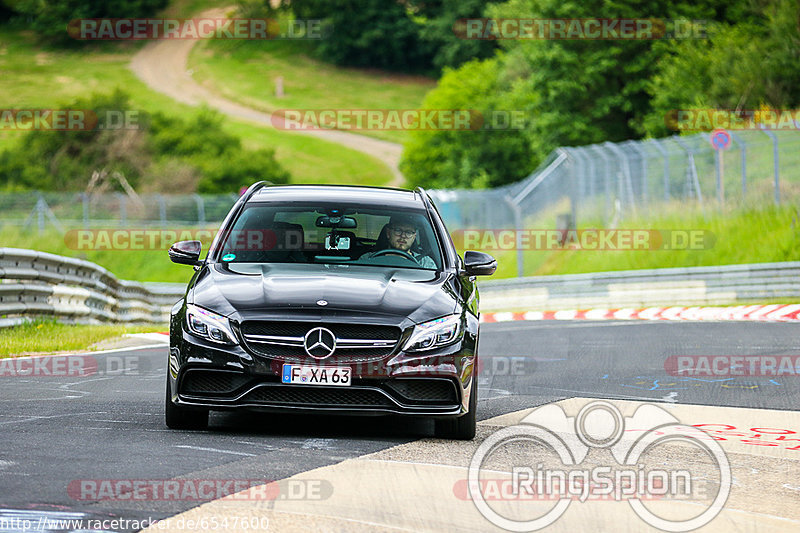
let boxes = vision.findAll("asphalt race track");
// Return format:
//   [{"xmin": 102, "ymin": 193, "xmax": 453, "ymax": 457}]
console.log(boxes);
[{"xmin": 2, "ymin": 321, "xmax": 800, "ymax": 532}]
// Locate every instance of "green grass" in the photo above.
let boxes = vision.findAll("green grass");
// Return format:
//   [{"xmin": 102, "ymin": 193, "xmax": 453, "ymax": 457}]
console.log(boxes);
[
  {"xmin": 188, "ymin": 38, "xmax": 436, "ymax": 144},
  {"xmin": 0, "ymin": 24, "xmax": 394, "ymax": 185},
  {"xmin": 471, "ymin": 204, "xmax": 800, "ymax": 279},
  {"xmin": 0, "ymin": 320, "xmax": 166, "ymax": 357}
]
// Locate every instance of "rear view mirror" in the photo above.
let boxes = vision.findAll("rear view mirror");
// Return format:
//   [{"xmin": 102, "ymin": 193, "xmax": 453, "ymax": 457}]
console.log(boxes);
[
  {"xmin": 463, "ymin": 250, "xmax": 497, "ymax": 276},
  {"xmin": 169, "ymin": 240, "xmax": 202, "ymax": 266},
  {"xmin": 316, "ymin": 215, "xmax": 357, "ymax": 228}
]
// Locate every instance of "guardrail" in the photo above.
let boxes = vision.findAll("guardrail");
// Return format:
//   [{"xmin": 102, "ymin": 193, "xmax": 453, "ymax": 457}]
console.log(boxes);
[
  {"xmin": 479, "ymin": 261, "xmax": 800, "ymax": 312},
  {"xmin": 2, "ymin": 248, "xmax": 798, "ymax": 323},
  {"xmin": 0, "ymin": 248, "xmax": 185, "ymax": 326}
]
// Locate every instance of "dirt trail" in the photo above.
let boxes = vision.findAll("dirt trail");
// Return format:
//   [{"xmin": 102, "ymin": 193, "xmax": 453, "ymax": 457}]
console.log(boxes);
[{"xmin": 129, "ymin": 8, "xmax": 405, "ymax": 186}]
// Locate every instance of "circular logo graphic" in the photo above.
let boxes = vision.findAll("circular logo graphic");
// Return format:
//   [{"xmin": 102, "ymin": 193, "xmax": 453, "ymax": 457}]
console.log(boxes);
[
  {"xmin": 304, "ymin": 327, "xmax": 336, "ymax": 359},
  {"xmin": 317, "ymin": 300, "xmax": 328, "ymax": 306},
  {"xmin": 467, "ymin": 400, "xmax": 731, "ymax": 532},
  {"xmin": 575, "ymin": 400, "xmax": 624, "ymax": 448}
]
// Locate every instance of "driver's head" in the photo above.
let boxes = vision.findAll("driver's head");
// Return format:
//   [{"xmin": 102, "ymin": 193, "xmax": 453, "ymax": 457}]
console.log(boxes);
[{"xmin": 385, "ymin": 215, "xmax": 417, "ymax": 252}]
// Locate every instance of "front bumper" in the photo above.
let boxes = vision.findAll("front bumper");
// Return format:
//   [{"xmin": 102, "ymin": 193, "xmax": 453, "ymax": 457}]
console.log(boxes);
[{"xmin": 168, "ymin": 326, "xmax": 476, "ymax": 418}]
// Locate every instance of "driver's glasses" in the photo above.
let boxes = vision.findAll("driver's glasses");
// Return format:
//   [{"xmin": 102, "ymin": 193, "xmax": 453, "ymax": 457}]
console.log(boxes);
[{"xmin": 389, "ymin": 227, "xmax": 416, "ymax": 238}]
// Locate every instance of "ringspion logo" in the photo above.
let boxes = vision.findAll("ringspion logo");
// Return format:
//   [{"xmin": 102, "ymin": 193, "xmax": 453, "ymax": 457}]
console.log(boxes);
[{"xmin": 466, "ymin": 400, "xmax": 730, "ymax": 531}]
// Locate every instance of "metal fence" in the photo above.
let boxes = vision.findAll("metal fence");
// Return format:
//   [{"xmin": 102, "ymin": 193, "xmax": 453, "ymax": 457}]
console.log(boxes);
[
  {"xmin": 1, "ymin": 130, "xmax": 798, "ymax": 276},
  {"xmin": 0, "ymin": 192, "xmax": 240, "ymax": 231},
  {"xmin": 429, "ymin": 129, "xmax": 800, "ymax": 276}
]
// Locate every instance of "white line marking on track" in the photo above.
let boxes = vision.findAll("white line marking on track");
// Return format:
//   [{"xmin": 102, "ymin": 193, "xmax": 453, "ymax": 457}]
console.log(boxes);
[
  {"xmin": 173, "ymin": 445, "xmax": 257, "ymax": 457},
  {"xmin": 2, "ymin": 343, "xmax": 167, "ymax": 362},
  {"xmin": 301, "ymin": 438, "xmax": 337, "ymax": 450}
]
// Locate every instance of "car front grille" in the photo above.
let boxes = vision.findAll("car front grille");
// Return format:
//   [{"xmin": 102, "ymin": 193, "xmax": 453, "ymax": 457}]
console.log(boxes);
[
  {"xmin": 178, "ymin": 373, "xmax": 461, "ymax": 410},
  {"xmin": 385, "ymin": 379, "xmax": 458, "ymax": 404},
  {"xmin": 239, "ymin": 321, "xmax": 401, "ymax": 362},
  {"xmin": 243, "ymin": 385, "xmax": 394, "ymax": 408},
  {"xmin": 181, "ymin": 370, "xmax": 252, "ymax": 395}
]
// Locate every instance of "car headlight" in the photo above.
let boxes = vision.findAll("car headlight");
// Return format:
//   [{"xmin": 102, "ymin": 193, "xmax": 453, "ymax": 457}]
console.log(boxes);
[
  {"xmin": 186, "ymin": 304, "xmax": 238, "ymax": 345},
  {"xmin": 403, "ymin": 314, "xmax": 463, "ymax": 352}
]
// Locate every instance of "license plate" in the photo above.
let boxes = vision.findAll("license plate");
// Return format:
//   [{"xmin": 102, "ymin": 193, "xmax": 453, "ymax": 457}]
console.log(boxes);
[{"xmin": 281, "ymin": 364, "xmax": 351, "ymax": 386}]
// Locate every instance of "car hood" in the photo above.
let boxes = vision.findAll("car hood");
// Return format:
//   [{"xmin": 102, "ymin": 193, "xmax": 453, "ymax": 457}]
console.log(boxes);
[{"xmin": 191, "ymin": 262, "xmax": 458, "ymax": 324}]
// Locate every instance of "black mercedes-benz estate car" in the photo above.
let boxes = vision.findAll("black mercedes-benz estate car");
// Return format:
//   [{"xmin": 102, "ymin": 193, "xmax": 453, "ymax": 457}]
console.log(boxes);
[{"xmin": 166, "ymin": 183, "xmax": 496, "ymax": 439}]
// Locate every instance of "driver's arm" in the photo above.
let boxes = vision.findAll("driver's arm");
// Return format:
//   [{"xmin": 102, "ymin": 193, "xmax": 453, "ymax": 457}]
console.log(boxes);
[{"xmin": 416, "ymin": 255, "xmax": 436, "ymax": 268}]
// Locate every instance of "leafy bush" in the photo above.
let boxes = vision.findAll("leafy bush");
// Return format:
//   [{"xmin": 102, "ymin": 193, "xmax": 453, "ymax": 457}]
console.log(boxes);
[{"xmin": 0, "ymin": 91, "xmax": 290, "ymax": 193}]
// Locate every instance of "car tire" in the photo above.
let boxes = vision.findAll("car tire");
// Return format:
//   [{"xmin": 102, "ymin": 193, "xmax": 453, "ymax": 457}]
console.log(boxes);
[
  {"xmin": 165, "ymin": 376, "xmax": 209, "ymax": 430},
  {"xmin": 435, "ymin": 377, "xmax": 477, "ymax": 440}
]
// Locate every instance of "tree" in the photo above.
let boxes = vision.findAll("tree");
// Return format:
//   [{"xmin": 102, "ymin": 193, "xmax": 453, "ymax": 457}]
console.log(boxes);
[
  {"xmin": 0, "ymin": 92, "xmax": 290, "ymax": 193},
  {"xmin": 400, "ymin": 58, "xmax": 535, "ymax": 189},
  {"xmin": 7, "ymin": 0, "xmax": 168, "ymax": 41},
  {"xmin": 411, "ymin": 0, "xmax": 501, "ymax": 71},
  {"xmin": 287, "ymin": 0, "xmax": 431, "ymax": 71},
  {"xmin": 642, "ymin": 0, "xmax": 800, "ymax": 137}
]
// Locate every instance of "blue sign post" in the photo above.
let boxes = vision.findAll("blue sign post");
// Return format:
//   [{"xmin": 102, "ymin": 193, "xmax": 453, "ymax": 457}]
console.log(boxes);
[
  {"xmin": 710, "ymin": 128, "xmax": 730, "ymax": 203},
  {"xmin": 711, "ymin": 128, "xmax": 731, "ymax": 150}
]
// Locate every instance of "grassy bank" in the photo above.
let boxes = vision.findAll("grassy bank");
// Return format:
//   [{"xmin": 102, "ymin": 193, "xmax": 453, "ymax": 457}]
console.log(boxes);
[
  {"xmin": 189, "ymin": 39, "xmax": 436, "ymax": 144},
  {"xmin": 0, "ymin": 25, "xmax": 393, "ymax": 186},
  {"xmin": 0, "ymin": 320, "xmax": 165, "ymax": 357}
]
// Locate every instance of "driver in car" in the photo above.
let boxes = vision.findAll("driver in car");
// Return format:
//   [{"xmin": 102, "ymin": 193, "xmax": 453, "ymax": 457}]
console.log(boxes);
[{"xmin": 359, "ymin": 215, "xmax": 436, "ymax": 268}]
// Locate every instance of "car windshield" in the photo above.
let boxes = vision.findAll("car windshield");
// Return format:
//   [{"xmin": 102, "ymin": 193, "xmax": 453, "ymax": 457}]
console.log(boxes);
[{"xmin": 218, "ymin": 202, "xmax": 442, "ymax": 270}]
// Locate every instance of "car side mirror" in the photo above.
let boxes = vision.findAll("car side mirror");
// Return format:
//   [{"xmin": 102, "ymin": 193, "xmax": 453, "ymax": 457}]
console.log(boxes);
[
  {"xmin": 169, "ymin": 240, "xmax": 202, "ymax": 266},
  {"xmin": 463, "ymin": 250, "xmax": 497, "ymax": 276}
]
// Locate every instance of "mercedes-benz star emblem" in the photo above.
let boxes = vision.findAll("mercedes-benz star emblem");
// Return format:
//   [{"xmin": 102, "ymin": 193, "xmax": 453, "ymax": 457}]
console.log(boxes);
[
  {"xmin": 316, "ymin": 300, "xmax": 328, "ymax": 306},
  {"xmin": 304, "ymin": 327, "xmax": 336, "ymax": 359}
]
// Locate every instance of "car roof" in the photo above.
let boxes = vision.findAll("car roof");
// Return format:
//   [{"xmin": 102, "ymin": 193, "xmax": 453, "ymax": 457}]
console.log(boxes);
[{"xmin": 249, "ymin": 185, "xmax": 425, "ymax": 209}]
